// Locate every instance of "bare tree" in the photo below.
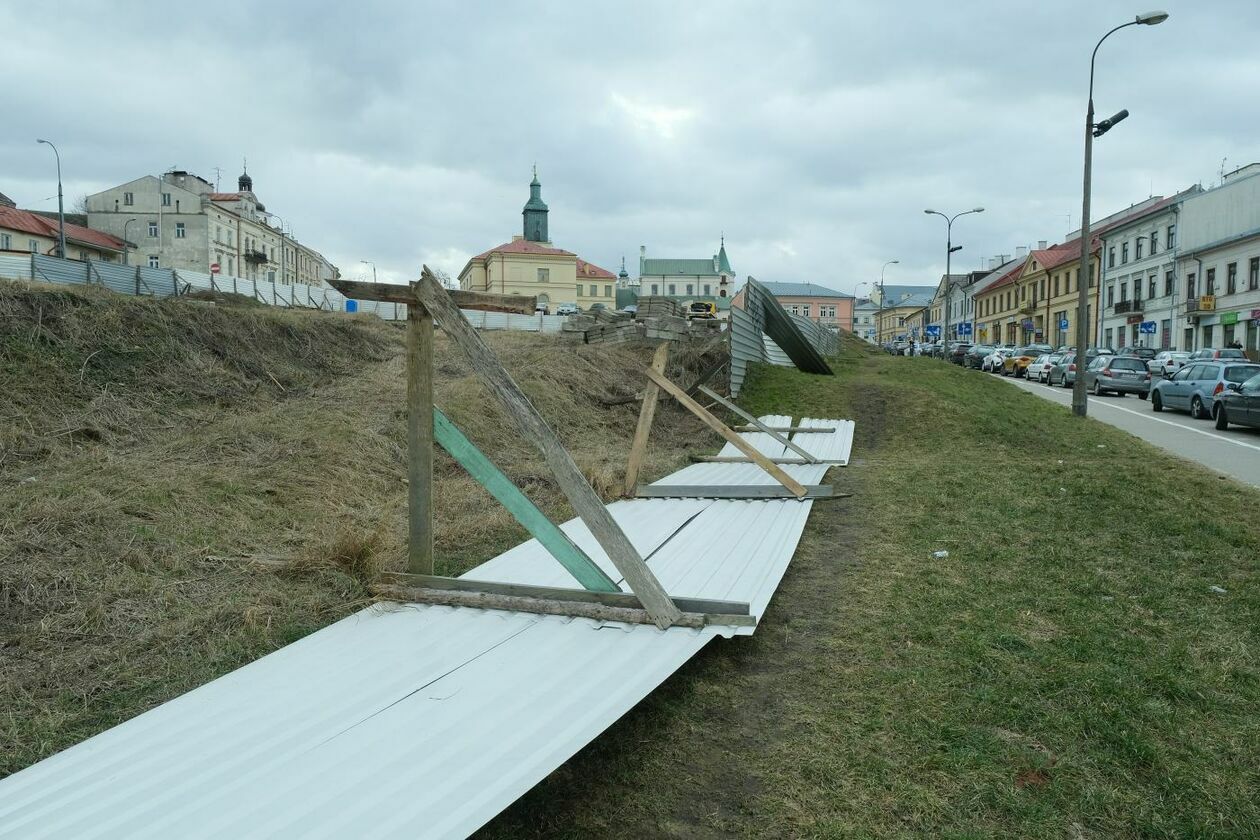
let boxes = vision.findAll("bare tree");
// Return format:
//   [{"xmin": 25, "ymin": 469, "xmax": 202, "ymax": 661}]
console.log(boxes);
[{"xmin": 73, "ymin": 194, "xmax": 89, "ymax": 215}]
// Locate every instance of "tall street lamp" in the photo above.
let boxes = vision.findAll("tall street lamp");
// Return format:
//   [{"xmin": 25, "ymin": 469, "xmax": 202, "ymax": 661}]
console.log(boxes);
[
  {"xmin": 924, "ymin": 207, "xmax": 983, "ymax": 352},
  {"xmin": 877, "ymin": 260, "xmax": 899, "ymax": 344},
  {"xmin": 35, "ymin": 139, "xmax": 66, "ymax": 258},
  {"xmin": 361, "ymin": 260, "xmax": 377, "ymax": 283},
  {"xmin": 122, "ymin": 218, "xmax": 138, "ymax": 265},
  {"xmin": 1072, "ymin": 10, "xmax": 1168, "ymax": 417}
]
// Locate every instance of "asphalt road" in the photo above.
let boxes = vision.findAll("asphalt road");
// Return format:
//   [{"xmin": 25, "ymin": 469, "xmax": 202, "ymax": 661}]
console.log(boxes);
[{"xmin": 995, "ymin": 370, "xmax": 1260, "ymax": 489}]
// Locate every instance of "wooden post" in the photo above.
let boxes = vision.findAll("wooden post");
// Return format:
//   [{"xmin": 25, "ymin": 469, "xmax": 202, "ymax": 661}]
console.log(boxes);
[
  {"xmin": 644, "ymin": 368, "xmax": 809, "ymax": 498},
  {"xmin": 412, "ymin": 267, "xmax": 682, "ymax": 629},
  {"xmin": 624, "ymin": 342, "xmax": 670, "ymax": 496},
  {"xmin": 433, "ymin": 407, "xmax": 618, "ymax": 592},
  {"xmin": 697, "ymin": 385, "xmax": 819, "ymax": 463},
  {"xmin": 406, "ymin": 290, "xmax": 434, "ymax": 575}
]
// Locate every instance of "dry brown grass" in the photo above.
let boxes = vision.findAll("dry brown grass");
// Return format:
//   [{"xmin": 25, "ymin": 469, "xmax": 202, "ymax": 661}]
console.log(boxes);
[{"xmin": 0, "ymin": 280, "xmax": 721, "ymax": 775}]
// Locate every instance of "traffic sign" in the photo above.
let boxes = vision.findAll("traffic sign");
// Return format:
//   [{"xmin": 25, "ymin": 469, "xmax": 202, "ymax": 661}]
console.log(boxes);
[
  {"xmin": 957, "ymin": 322, "xmax": 973, "ymax": 335},
  {"xmin": 1139, "ymin": 321, "xmax": 1157, "ymax": 334},
  {"xmin": 1058, "ymin": 318, "xmax": 1069, "ymax": 331},
  {"xmin": 925, "ymin": 325, "xmax": 941, "ymax": 338},
  {"xmin": 210, "ymin": 262, "xmax": 221, "ymax": 274}
]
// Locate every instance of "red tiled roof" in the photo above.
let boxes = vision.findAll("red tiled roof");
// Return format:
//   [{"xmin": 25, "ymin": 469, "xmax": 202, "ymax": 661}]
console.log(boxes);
[
  {"xmin": 472, "ymin": 239, "xmax": 575, "ymax": 261},
  {"xmin": 209, "ymin": 192, "xmax": 243, "ymax": 201},
  {"xmin": 575, "ymin": 257, "xmax": 615, "ymax": 279},
  {"xmin": 0, "ymin": 206, "xmax": 126, "ymax": 252}
]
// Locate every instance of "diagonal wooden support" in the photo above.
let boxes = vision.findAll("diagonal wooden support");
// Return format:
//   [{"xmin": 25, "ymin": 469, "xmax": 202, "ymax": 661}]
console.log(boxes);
[
  {"xmin": 413, "ymin": 266, "xmax": 683, "ymax": 630},
  {"xmin": 696, "ymin": 385, "xmax": 820, "ymax": 464},
  {"xmin": 433, "ymin": 407, "xmax": 619, "ymax": 593},
  {"xmin": 644, "ymin": 367, "xmax": 809, "ymax": 499},
  {"xmin": 624, "ymin": 342, "xmax": 670, "ymax": 497},
  {"xmin": 406, "ymin": 291, "xmax": 434, "ymax": 574},
  {"xmin": 329, "ymin": 277, "xmax": 536, "ymax": 314}
]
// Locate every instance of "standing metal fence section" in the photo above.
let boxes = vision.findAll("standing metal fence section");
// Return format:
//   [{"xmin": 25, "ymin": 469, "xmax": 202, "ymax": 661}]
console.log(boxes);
[{"xmin": 729, "ymin": 277, "xmax": 836, "ymax": 395}]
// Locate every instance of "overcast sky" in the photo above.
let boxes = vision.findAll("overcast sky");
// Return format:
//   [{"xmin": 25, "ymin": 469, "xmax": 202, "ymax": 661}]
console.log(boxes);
[{"xmin": 4, "ymin": 1, "xmax": 1258, "ymax": 295}]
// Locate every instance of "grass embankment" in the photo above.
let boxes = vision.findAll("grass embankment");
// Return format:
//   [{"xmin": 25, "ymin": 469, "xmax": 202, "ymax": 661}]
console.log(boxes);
[
  {"xmin": 484, "ymin": 337, "xmax": 1260, "ymax": 838},
  {"xmin": 0, "ymin": 281, "xmax": 717, "ymax": 776}
]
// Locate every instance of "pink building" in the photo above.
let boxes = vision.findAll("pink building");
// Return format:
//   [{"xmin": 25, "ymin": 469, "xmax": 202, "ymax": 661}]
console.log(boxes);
[{"xmin": 731, "ymin": 281, "xmax": 855, "ymax": 331}]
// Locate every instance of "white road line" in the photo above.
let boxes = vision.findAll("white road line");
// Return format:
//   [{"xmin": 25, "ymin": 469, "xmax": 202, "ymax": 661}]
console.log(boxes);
[{"xmin": 1006, "ymin": 377, "xmax": 1260, "ymax": 454}]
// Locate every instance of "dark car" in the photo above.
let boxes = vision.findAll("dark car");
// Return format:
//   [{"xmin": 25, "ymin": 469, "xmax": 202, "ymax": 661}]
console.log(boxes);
[
  {"xmin": 1188, "ymin": 347, "xmax": 1247, "ymax": 362},
  {"xmin": 1118, "ymin": 347, "xmax": 1157, "ymax": 362},
  {"xmin": 1082, "ymin": 354, "xmax": 1152, "ymax": 397},
  {"xmin": 965, "ymin": 344, "xmax": 994, "ymax": 369},
  {"xmin": 948, "ymin": 342, "xmax": 973, "ymax": 365},
  {"xmin": 1214, "ymin": 373, "xmax": 1260, "ymax": 430}
]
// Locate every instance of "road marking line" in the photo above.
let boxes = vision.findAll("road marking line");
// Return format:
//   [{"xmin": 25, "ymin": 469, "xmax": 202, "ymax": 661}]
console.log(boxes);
[{"xmin": 1003, "ymin": 377, "xmax": 1260, "ymax": 454}]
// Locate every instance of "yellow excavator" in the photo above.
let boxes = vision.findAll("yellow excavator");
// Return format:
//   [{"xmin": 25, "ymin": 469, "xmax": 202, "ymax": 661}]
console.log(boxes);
[{"xmin": 686, "ymin": 301, "xmax": 717, "ymax": 320}]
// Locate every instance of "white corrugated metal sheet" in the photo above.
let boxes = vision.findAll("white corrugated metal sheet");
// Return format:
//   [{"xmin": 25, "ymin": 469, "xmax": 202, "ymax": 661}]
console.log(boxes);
[
  {"xmin": 790, "ymin": 418, "xmax": 856, "ymax": 465},
  {"xmin": 0, "ymin": 415, "xmax": 853, "ymax": 839}
]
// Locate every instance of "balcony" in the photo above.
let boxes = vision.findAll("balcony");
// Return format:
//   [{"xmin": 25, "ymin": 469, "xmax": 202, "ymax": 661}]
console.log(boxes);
[
  {"xmin": 1185, "ymin": 295, "xmax": 1216, "ymax": 313},
  {"xmin": 1018, "ymin": 304, "xmax": 1036, "ymax": 315},
  {"xmin": 1113, "ymin": 299, "xmax": 1143, "ymax": 314},
  {"xmin": 243, "ymin": 248, "xmax": 269, "ymax": 265}
]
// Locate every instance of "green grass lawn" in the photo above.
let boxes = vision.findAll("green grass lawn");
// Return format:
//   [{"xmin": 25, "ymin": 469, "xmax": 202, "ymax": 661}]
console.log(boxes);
[{"xmin": 483, "ymin": 344, "xmax": 1260, "ymax": 839}]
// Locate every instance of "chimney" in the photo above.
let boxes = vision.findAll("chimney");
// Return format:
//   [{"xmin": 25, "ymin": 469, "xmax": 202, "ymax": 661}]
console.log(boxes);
[
  {"xmin": 1015, "ymin": 245, "xmax": 1028, "ymax": 259},
  {"xmin": 1038, "ymin": 240, "xmax": 1047, "ymax": 250},
  {"xmin": 639, "ymin": 245, "xmax": 646, "ymax": 276}
]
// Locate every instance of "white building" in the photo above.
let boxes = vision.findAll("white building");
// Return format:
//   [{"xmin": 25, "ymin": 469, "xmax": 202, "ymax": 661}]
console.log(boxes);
[
  {"xmin": 853, "ymin": 298, "xmax": 879, "ymax": 342},
  {"xmin": 86, "ymin": 169, "xmax": 337, "ymax": 287},
  {"xmin": 1098, "ymin": 187, "xmax": 1201, "ymax": 351},
  {"xmin": 1173, "ymin": 164, "xmax": 1260, "ymax": 353}
]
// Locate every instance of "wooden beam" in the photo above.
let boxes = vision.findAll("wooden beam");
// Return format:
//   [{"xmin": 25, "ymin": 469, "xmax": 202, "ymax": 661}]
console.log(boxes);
[
  {"xmin": 412, "ymin": 266, "xmax": 683, "ymax": 630},
  {"xmin": 328, "ymin": 277, "xmax": 537, "ymax": 314},
  {"xmin": 433, "ymin": 407, "xmax": 619, "ymax": 593},
  {"xmin": 697, "ymin": 385, "xmax": 819, "ymax": 464},
  {"xmin": 623, "ymin": 342, "xmax": 670, "ymax": 497},
  {"xmin": 683, "ymin": 356, "xmax": 729, "ymax": 397},
  {"xmin": 406, "ymin": 292, "xmax": 434, "ymax": 575},
  {"xmin": 733, "ymin": 425, "xmax": 836, "ymax": 434},
  {"xmin": 689, "ymin": 455, "xmax": 815, "ymax": 464},
  {"xmin": 644, "ymin": 368, "xmax": 809, "ymax": 499},
  {"xmin": 388, "ymin": 573, "xmax": 751, "ymax": 616},
  {"xmin": 373, "ymin": 584, "xmax": 757, "ymax": 629},
  {"xmin": 634, "ymin": 484, "xmax": 842, "ymax": 500}
]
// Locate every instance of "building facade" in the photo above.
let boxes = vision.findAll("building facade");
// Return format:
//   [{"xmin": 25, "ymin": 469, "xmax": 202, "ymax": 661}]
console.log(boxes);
[
  {"xmin": 1, "ymin": 204, "xmax": 126, "ymax": 262},
  {"xmin": 638, "ymin": 239, "xmax": 735, "ymax": 299},
  {"xmin": 853, "ymin": 298, "xmax": 879, "ymax": 343},
  {"xmin": 1173, "ymin": 165, "xmax": 1260, "ymax": 353},
  {"xmin": 730, "ymin": 281, "xmax": 854, "ymax": 331},
  {"xmin": 459, "ymin": 172, "xmax": 616, "ymax": 311},
  {"xmin": 86, "ymin": 169, "xmax": 337, "ymax": 287}
]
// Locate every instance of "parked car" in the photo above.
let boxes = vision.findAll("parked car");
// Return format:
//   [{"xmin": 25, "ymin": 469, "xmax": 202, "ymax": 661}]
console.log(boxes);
[
  {"xmin": 1118, "ymin": 347, "xmax": 1157, "ymax": 363},
  {"xmin": 1082, "ymin": 354, "xmax": 1152, "ymax": 398},
  {"xmin": 1028, "ymin": 353, "xmax": 1063, "ymax": 383},
  {"xmin": 1151, "ymin": 361, "xmax": 1260, "ymax": 418},
  {"xmin": 1213, "ymin": 372, "xmax": 1260, "ymax": 430},
  {"xmin": 1148, "ymin": 350, "xmax": 1189, "ymax": 377},
  {"xmin": 534, "ymin": 304, "xmax": 550, "ymax": 315},
  {"xmin": 947, "ymin": 342, "xmax": 973, "ymax": 364},
  {"xmin": 1049, "ymin": 352, "xmax": 1078, "ymax": 387},
  {"xmin": 555, "ymin": 303, "xmax": 579, "ymax": 316},
  {"xmin": 1188, "ymin": 347, "xmax": 1248, "ymax": 362},
  {"xmin": 965, "ymin": 344, "xmax": 994, "ymax": 369},
  {"xmin": 1002, "ymin": 347, "xmax": 1041, "ymax": 377},
  {"xmin": 982, "ymin": 348, "xmax": 1009, "ymax": 372}
]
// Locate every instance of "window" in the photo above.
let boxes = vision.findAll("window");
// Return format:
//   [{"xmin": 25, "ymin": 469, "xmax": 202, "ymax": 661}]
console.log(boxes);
[
  {"xmin": 575, "ymin": 285, "xmax": 583, "ymax": 297},
  {"xmin": 1167, "ymin": 224, "xmax": 1175, "ymax": 248},
  {"xmin": 800, "ymin": 304, "xmax": 812, "ymax": 317},
  {"xmin": 148, "ymin": 221, "xmax": 158, "ymax": 237},
  {"xmin": 1150, "ymin": 230, "xmax": 1158, "ymax": 253},
  {"xmin": 1121, "ymin": 242, "xmax": 1129, "ymax": 264},
  {"xmin": 1133, "ymin": 279, "xmax": 1141, "ymax": 302},
  {"xmin": 1164, "ymin": 270, "xmax": 1174, "ymax": 297},
  {"xmin": 821, "ymin": 305, "xmax": 836, "ymax": 319},
  {"xmin": 0, "ymin": 233, "xmax": 8, "ymax": 249},
  {"xmin": 161, "ymin": 192, "xmax": 171, "ymax": 207},
  {"xmin": 650, "ymin": 284, "xmax": 658, "ymax": 294},
  {"xmin": 1148, "ymin": 275, "xmax": 1156, "ymax": 300},
  {"xmin": 1187, "ymin": 272, "xmax": 1196, "ymax": 298},
  {"xmin": 1120, "ymin": 281, "xmax": 1127, "ymax": 301},
  {"xmin": 1135, "ymin": 237, "xmax": 1144, "ymax": 260},
  {"xmin": 1251, "ymin": 257, "xmax": 1259, "ymax": 291},
  {"xmin": 29, "ymin": 239, "xmax": 38, "ymax": 253},
  {"xmin": 1089, "ymin": 265, "xmax": 1095, "ymax": 287},
  {"xmin": 1203, "ymin": 325, "xmax": 1214, "ymax": 347},
  {"xmin": 1107, "ymin": 285, "xmax": 1115, "ymax": 307},
  {"xmin": 686, "ymin": 284, "xmax": 693, "ymax": 295},
  {"xmin": 537, "ymin": 268, "xmax": 549, "ymax": 283},
  {"xmin": 123, "ymin": 192, "xmax": 134, "ymax": 206},
  {"xmin": 268, "ymin": 270, "xmax": 276, "ymax": 283},
  {"xmin": 1206, "ymin": 268, "xmax": 1216, "ymax": 295},
  {"xmin": 1226, "ymin": 262, "xmax": 1237, "ymax": 294},
  {"xmin": 148, "ymin": 255, "xmax": 159, "ymax": 268},
  {"xmin": 604, "ymin": 284, "xmax": 611, "ymax": 297},
  {"xmin": 1108, "ymin": 247, "xmax": 1115, "ymax": 267},
  {"xmin": 1160, "ymin": 319, "xmax": 1171, "ymax": 349},
  {"xmin": 1104, "ymin": 328, "xmax": 1113, "ymax": 348},
  {"xmin": 668, "ymin": 283, "xmax": 676, "ymax": 295},
  {"xmin": 175, "ymin": 222, "xmax": 186, "ymax": 239},
  {"xmin": 589, "ymin": 284, "xmax": 597, "ymax": 296},
  {"xmin": 703, "ymin": 284, "xmax": 711, "ymax": 295},
  {"xmin": 1053, "ymin": 275, "xmax": 1060, "ymax": 297}
]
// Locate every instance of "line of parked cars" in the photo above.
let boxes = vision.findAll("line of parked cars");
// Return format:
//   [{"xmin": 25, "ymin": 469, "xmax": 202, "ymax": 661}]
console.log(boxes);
[{"xmin": 952, "ymin": 342, "xmax": 1260, "ymax": 432}]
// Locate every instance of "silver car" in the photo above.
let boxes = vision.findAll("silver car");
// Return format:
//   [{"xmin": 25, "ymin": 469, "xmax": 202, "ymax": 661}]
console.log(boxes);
[
  {"xmin": 1151, "ymin": 361, "xmax": 1260, "ymax": 418},
  {"xmin": 1082, "ymin": 355, "xmax": 1152, "ymax": 398},
  {"xmin": 1148, "ymin": 350, "xmax": 1189, "ymax": 378}
]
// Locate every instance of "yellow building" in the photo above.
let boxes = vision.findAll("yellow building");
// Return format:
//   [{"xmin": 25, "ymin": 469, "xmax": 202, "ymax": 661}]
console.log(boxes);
[
  {"xmin": 974, "ymin": 261, "xmax": 1024, "ymax": 345},
  {"xmin": 975, "ymin": 243, "xmax": 1100, "ymax": 348},
  {"xmin": 876, "ymin": 304, "xmax": 926, "ymax": 343},
  {"xmin": 459, "ymin": 171, "xmax": 615, "ymax": 312}
]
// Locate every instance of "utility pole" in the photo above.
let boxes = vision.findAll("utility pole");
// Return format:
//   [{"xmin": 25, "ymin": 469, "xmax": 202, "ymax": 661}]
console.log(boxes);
[{"xmin": 36, "ymin": 139, "xmax": 66, "ymax": 258}]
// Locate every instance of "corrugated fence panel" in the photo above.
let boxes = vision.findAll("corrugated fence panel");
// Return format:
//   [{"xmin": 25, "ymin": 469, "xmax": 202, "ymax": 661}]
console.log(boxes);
[
  {"xmin": 91, "ymin": 262, "xmax": 140, "ymax": 296},
  {"xmin": 138, "ymin": 266, "xmax": 176, "ymax": 296},
  {"xmin": 32, "ymin": 255, "xmax": 89, "ymax": 287},
  {"xmin": 729, "ymin": 304, "xmax": 765, "ymax": 397},
  {"xmin": 0, "ymin": 254, "xmax": 33, "ymax": 281}
]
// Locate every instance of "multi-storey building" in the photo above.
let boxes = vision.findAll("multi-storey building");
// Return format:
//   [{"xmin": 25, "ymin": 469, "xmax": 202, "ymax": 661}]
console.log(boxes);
[
  {"xmin": 1, "ymin": 200, "xmax": 126, "ymax": 262},
  {"xmin": 730, "ymin": 281, "xmax": 854, "ymax": 331},
  {"xmin": 1173, "ymin": 164, "xmax": 1260, "ymax": 353},
  {"xmin": 638, "ymin": 239, "xmax": 735, "ymax": 300},
  {"xmin": 853, "ymin": 298, "xmax": 880, "ymax": 342},
  {"xmin": 85, "ymin": 169, "xmax": 337, "ymax": 287}
]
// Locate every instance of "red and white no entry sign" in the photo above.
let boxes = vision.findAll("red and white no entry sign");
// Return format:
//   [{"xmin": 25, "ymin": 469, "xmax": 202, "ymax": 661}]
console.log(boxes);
[{"xmin": 210, "ymin": 263, "xmax": 221, "ymax": 274}]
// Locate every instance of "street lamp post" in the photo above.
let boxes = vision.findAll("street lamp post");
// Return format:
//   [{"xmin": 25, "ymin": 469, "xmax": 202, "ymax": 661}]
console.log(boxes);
[
  {"xmin": 1072, "ymin": 10, "xmax": 1168, "ymax": 417},
  {"xmin": 35, "ymin": 139, "xmax": 66, "ymax": 259},
  {"xmin": 122, "ymin": 218, "xmax": 138, "ymax": 265},
  {"xmin": 924, "ymin": 207, "xmax": 984, "ymax": 354},
  {"xmin": 877, "ymin": 260, "xmax": 899, "ymax": 345},
  {"xmin": 361, "ymin": 260, "xmax": 377, "ymax": 283}
]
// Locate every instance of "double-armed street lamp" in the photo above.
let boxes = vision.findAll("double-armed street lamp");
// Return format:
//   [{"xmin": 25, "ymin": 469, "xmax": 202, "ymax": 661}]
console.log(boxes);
[
  {"xmin": 35, "ymin": 139, "xmax": 66, "ymax": 258},
  {"xmin": 1071, "ymin": 10, "xmax": 1169, "ymax": 417},
  {"xmin": 924, "ymin": 208, "xmax": 983, "ymax": 350},
  {"xmin": 361, "ymin": 260, "xmax": 378, "ymax": 283}
]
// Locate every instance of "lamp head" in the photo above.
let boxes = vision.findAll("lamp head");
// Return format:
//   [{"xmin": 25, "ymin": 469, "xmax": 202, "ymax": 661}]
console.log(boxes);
[
  {"xmin": 973, "ymin": 207, "xmax": 985, "ymax": 213},
  {"xmin": 1136, "ymin": 11, "xmax": 1169, "ymax": 25},
  {"xmin": 891, "ymin": 260, "xmax": 900, "ymax": 264},
  {"xmin": 1093, "ymin": 108, "xmax": 1130, "ymax": 137}
]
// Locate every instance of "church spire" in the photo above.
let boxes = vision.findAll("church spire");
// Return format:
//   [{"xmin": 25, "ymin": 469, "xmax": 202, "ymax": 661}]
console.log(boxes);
[{"xmin": 522, "ymin": 167, "xmax": 549, "ymax": 242}]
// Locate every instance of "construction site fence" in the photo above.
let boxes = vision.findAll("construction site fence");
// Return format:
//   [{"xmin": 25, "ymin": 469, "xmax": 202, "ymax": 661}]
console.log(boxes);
[
  {"xmin": 729, "ymin": 285, "xmax": 840, "ymax": 396},
  {"xmin": 0, "ymin": 253, "xmax": 566, "ymax": 334}
]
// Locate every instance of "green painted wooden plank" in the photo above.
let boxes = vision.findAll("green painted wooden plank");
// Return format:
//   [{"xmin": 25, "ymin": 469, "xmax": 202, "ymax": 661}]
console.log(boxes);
[{"xmin": 433, "ymin": 407, "xmax": 620, "ymax": 593}]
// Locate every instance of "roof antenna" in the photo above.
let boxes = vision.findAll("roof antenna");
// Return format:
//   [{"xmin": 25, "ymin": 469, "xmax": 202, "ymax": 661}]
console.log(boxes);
[
  {"xmin": 213, "ymin": 166, "xmax": 222, "ymax": 191},
  {"xmin": 1219, "ymin": 156, "xmax": 1228, "ymax": 182}
]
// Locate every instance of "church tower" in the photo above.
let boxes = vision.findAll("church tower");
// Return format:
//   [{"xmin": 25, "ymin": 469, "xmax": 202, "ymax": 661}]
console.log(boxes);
[{"xmin": 522, "ymin": 166, "xmax": 549, "ymax": 243}]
